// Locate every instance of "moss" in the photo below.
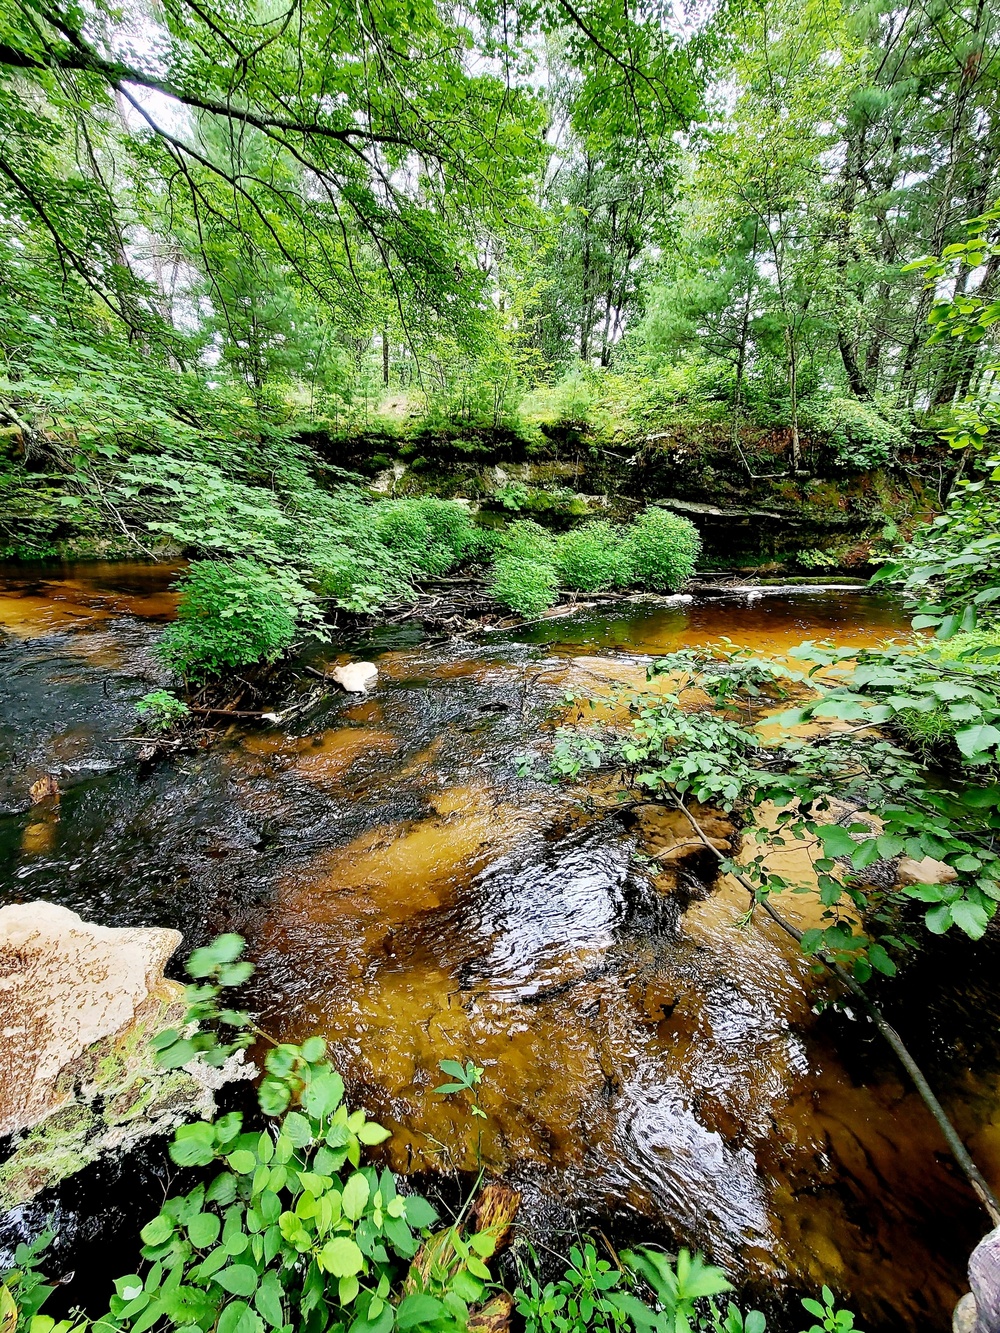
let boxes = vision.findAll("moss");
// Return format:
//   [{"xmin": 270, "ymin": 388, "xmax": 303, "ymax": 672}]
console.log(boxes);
[{"xmin": 0, "ymin": 988, "xmax": 209, "ymax": 1211}]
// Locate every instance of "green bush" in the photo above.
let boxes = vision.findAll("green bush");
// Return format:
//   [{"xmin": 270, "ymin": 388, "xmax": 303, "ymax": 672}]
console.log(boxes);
[
  {"xmin": 625, "ymin": 507, "xmax": 701, "ymax": 591},
  {"xmin": 158, "ymin": 559, "xmax": 312, "ymax": 682},
  {"xmin": 555, "ymin": 521, "xmax": 631, "ymax": 592},
  {"xmin": 373, "ymin": 497, "xmax": 474, "ymax": 578},
  {"xmin": 490, "ymin": 555, "xmax": 558, "ymax": 616},
  {"xmin": 936, "ymin": 630, "xmax": 1000, "ymax": 663},
  {"xmin": 496, "ymin": 519, "xmax": 556, "ymax": 562},
  {"xmin": 135, "ymin": 690, "xmax": 191, "ymax": 733},
  {"xmin": 801, "ymin": 394, "xmax": 910, "ymax": 470}
]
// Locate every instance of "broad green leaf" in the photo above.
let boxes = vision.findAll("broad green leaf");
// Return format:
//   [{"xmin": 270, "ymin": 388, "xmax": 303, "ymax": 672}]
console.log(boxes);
[
  {"xmin": 342, "ymin": 1173, "xmax": 370, "ymax": 1220},
  {"xmin": 318, "ymin": 1237, "xmax": 364, "ymax": 1278}
]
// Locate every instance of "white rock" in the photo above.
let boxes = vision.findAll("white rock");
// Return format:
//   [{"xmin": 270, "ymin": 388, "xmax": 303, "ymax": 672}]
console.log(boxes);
[
  {"xmin": 0, "ymin": 901, "xmax": 182, "ymax": 1136},
  {"xmin": 331, "ymin": 661, "xmax": 378, "ymax": 693},
  {"xmin": 896, "ymin": 855, "xmax": 958, "ymax": 887}
]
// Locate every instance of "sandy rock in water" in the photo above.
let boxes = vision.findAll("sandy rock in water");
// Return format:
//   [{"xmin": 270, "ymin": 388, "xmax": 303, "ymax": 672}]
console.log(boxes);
[
  {"xmin": 331, "ymin": 661, "xmax": 378, "ymax": 693},
  {"xmin": 0, "ymin": 901, "xmax": 181, "ymax": 1136},
  {"xmin": 896, "ymin": 855, "xmax": 958, "ymax": 887}
]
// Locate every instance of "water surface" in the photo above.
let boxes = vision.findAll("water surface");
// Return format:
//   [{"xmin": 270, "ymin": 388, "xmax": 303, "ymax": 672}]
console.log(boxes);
[{"xmin": 1, "ymin": 568, "xmax": 995, "ymax": 1333}]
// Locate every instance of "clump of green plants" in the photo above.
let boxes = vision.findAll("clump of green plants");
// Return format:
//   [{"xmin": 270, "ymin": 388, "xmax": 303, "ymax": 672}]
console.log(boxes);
[
  {"xmin": 372, "ymin": 498, "xmax": 476, "ymax": 579},
  {"xmin": 624, "ymin": 509, "xmax": 701, "ymax": 592},
  {"xmin": 936, "ymin": 630, "xmax": 1000, "ymax": 663},
  {"xmin": 135, "ymin": 691, "xmax": 191, "ymax": 734},
  {"xmin": 490, "ymin": 554, "xmax": 559, "ymax": 617},
  {"xmin": 514, "ymin": 1239, "xmax": 860, "ymax": 1333},
  {"xmin": 495, "ymin": 520, "xmax": 557, "ymax": 563},
  {"xmin": 554, "ymin": 522, "xmax": 631, "ymax": 592},
  {"xmin": 794, "ymin": 548, "xmax": 833, "ymax": 571},
  {"xmin": 158, "ymin": 560, "xmax": 317, "ymax": 683}
]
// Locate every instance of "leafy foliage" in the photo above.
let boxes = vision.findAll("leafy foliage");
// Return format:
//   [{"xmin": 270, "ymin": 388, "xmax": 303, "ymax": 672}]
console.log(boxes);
[
  {"xmin": 489, "ymin": 556, "xmax": 559, "ymax": 618},
  {"xmin": 624, "ymin": 511, "xmax": 701, "ymax": 593},
  {"xmin": 158, "ymin": 562, "xmax": 311, "ymax": 683},
  {"xmin": 136, "ymin": 692, "xmax": 191, "ymax": 734},
  {"xmin": 554, "ymin": 523, "xmax": 631, "ymax": 592}
]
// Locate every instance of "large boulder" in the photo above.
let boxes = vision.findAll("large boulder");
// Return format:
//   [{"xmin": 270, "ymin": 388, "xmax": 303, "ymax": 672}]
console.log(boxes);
[
  {"xmin": 0, "ymin": 902, "xmax": 183, "ymax": 1137},
  {"xmin": 0, "ymin": 903, "xmax": 245, "ymax": 1209}
]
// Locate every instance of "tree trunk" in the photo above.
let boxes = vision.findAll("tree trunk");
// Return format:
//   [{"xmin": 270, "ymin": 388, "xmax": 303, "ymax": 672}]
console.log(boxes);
[
  {"xmin": 786, "ymin": 326, "xmax": 802, "ymax": 472},
  {"xmin": 382, "ymin": 330, "xmax": 390, "ymax": 388},
  {"xmin": 896, "ymin": 0, "xmax": 985, "ymax": 408},
  {"xmin": 579, "ymin": 155, "xmax": 593, "ymax": 362},
  {"xmin": 835, "ymin": 127, "xmax": 870, "ymax": 397}
]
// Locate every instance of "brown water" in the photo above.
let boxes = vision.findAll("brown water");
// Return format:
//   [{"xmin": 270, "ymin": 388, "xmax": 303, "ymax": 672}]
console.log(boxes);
[{"xmin": 1, "ymin": 565, "xmax": 996, "ymax": 1332}]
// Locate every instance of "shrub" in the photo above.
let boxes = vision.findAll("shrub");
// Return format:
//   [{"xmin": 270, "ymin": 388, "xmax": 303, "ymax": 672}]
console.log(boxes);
[
  {"xmin": 795, "ymin": 547, "xmax": 834, "ymax": 571},
  {"xmin": 373, "ymin": 497, "xmax": 474, "ymax": 578},
  {"xmin": 936, "ymin": 630, "xmax": 1000, "ymax": 663},
  {"xmin": 158, "ymin": 559, "xmax": 311, "ymax": 682},
  {"xmin": 490, "ymin": 555, "xmax": 558, "ymax": 617},
  {"xmin": 496, "ymin": 519, "xmax": 556, "ymax": 562},
  {"xmin": 625, "ymin": 507, "xmax": 701, "ymax": 591},
  {"xmin": 801, "ymin": 394, "xmax": 910, "ymax": 470},
  {"xmin": 135, "ymin": 690, "xmax": 190, "ymax": 733},
  {"xmin": 555, "ymin": 522, "xmax": 631, "ymax": 592}
]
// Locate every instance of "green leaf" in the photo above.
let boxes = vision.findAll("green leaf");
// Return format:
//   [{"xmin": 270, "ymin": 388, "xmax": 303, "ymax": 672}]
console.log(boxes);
[
  {"xmin": 357, "ymin": 1122, "xmax": 392, "ymax": 1146},
  {"xmin": 302, "ymin": 1072, "xmax": 345, "ymax": 1120},
  {"xmin": 170, "ymin": 1122, "xmax": 217, "ymax": 1167},
  {"xmin": 956, "ymin": 724, "xmax": 1000, "ymax": 759},
  {"xmin": 228, "ymin": 1150, "xmax": 256, "ymax": 1175},
  {"xmin": 396, "ymin": 1294, "xmax": 445, "ymax": 1330},
  {"xmin": 283, "ymin": 1112, "xmax": 313, "ymax": 1147},
  {"xmin": 157, "ymin": 1038, "xmax": 199, "ymax": 1070},
  {"xmin": 951, "ymin": 899, "xmax": 990, "ymax": 939},
  {"xmin": 253, "ymin": 1274, "xmax": 284, "ymax": 1328},
  {"xmin": 318, "ymin": 1237, "xmax": 364, "ymax": 1278},
  {"xmin": 188, "ymin": 1213, "xmax": 222, "ymax": 1248},
  {"xmin": 867, "ymin": 945, "xmax": 896, "ymax": 977},
  {"xmin": 339, "ymin": 1276, "xmax": 360, "ymax": 1306},
  {"xmin": 188, "ymin": 935, "xmax": 246, "ymax": 978},
  {"xmin": 258, "ymin": 1080, "xmax": 291, "ymax": 1117},
  {"xmin": 820, "ymin": 826, "xmax": 860, "ymax": 858},
  {"xmin": 140, "ymin": 1215, "xmax": 175, "ymax": 1246},
  {"xmin": 342, "ymin": 1173, "xmax": 370, "ymax": 1220},
  {"xmin": 299, "ymin": 1037, "xmax": 327, "ymax": 1062},
  {"xmin": 215, "ymin": 1267, "xmax": 259, "ymax": 1298},
  {"xmin": 925, "ymin": 903, "xmax": 954, "ymax": 934},
  {"xmin": 401, "ymin": 1195, "xmax": 438, "ymax": 1230},
  {"xmin": 217, "ymin": 1300, "xmax": 250, "ymax": 1333}
]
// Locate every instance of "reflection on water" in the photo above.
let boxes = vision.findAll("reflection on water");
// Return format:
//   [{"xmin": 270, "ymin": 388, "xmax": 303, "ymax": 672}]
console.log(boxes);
[{"xmin": 0, "ymin": 568, "xmax": 995, "ymax": 1332}]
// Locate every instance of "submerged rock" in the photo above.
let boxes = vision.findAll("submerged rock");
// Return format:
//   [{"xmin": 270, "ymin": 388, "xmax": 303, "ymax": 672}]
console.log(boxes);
[
  {"xmin": 0, "ymin": 903, "xmax": 246, "ymax": 1209},
  {"xmin": 331, "ymin": 661, "xmax": 379, "ymax": 693}
]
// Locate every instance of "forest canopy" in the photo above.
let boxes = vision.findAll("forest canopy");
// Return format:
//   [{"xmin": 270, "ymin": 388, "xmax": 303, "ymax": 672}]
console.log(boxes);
[{"xmin": 1, "ymin": 0, "xmax": 996, "ymax": 431}]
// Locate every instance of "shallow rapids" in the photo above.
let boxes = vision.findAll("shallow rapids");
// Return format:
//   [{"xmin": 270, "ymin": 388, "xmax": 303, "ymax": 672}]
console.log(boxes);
[{"xmin": 3, "ymin": 563, "xmax": 999, "ymax": 1332}]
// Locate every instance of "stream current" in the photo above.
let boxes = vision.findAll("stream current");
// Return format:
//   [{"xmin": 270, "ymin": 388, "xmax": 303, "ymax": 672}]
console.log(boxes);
[{"xmin": 3, "ymin": 562, "xmax": 1000, "ymax": 1333}]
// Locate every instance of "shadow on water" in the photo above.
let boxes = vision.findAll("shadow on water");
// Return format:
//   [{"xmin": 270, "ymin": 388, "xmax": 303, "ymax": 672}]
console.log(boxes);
[{"xmin": 2, "ymin": 567, "xmax": 998, "ymax": 1332}]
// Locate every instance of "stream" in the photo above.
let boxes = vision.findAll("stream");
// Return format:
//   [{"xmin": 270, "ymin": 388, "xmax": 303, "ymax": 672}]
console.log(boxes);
[{"xmin": 3, "ymin": 562, "xmax": 1000, "ymax": 1333}]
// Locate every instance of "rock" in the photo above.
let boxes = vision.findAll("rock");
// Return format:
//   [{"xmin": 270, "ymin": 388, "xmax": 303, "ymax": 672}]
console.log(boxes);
[
  {"xmin": 896, "ymin": 855, "xmax": 959, "ymax": 887},
  {"xmin": 0, "ymin": 902, "xmax": 182, "ymax": 1137},
  {"xmin": 967, "ymin": 1225, "xmax": 1000, "ymax": 1332},
  {"xmin": 331, "ymin": 662, "xmax": 378, "ymax": 694},
  {"xmin": 0, "ymin": 902, "xmax": 251, "ymax": 1209},
  {"xmin": 954, "ymin": 1293, "xmax": 978, "ymax": 1333}
]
